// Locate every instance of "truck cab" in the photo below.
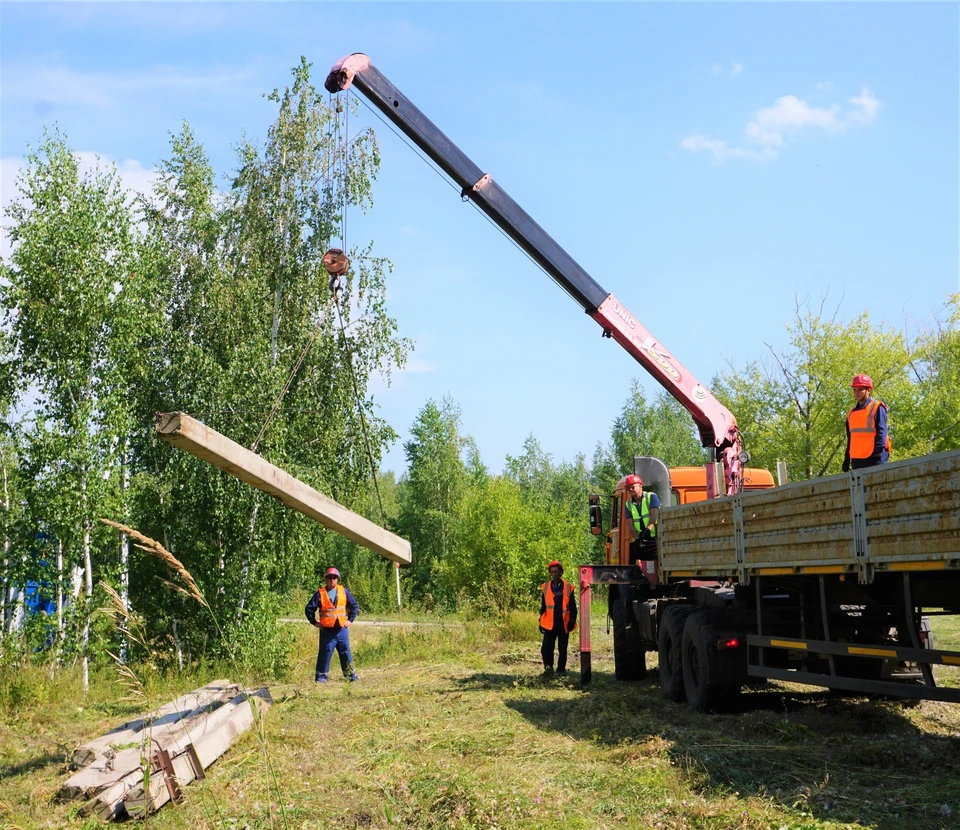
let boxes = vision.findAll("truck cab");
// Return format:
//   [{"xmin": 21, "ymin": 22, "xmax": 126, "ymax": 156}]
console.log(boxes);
[{"xmin": 594, "ymin": 458, "xmax": 776, "ymax": 570}]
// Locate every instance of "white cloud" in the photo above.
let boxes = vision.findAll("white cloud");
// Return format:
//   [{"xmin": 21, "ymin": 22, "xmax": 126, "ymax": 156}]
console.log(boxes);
[
  {"xmin": 369, "ymin": 356, "xmax": 438, "ymax": 396},
  {"xmin": 848, "ymin": 86, "xmax": 881, "ymax": 124},
  {"xmin": 681, "ymin": 85, "xmax": 882, "ymax": 163},
  {"xmin": 712, "ymin": 61, "xmax": 744, "ymax": 79},
  {"xmin": 74, "ymin": 153, "xmax": 160, "ymax": 197},
  {"xmin": 680, "ymin": 134, "xmax": 774, "ymax": 163},
  {"xmin": 746, "ymin": 95, "xmax": 842, "ymax": 147}
]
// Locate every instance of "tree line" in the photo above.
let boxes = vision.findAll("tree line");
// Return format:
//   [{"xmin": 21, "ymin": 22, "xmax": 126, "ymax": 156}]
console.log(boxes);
[
  {"xmin": 1, "ymin": 58, "xmax": 957, "ymax": 684},
  {"xmin": 0, "ymin": 60, "xmax": 407, "ymax": 682}
]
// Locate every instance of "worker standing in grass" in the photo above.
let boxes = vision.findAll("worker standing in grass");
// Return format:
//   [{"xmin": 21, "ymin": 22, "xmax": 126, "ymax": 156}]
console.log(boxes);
[
  {"xmin": 305, "ymin": 567, "xmax": 359, "ymax": 683},
  {"xmin": 843, "ymin": 374, "xmax": 891, "ymax": 472},
  {"xmin": 539, "ymin": 560, "xmax": 577, "ymax": 675}
]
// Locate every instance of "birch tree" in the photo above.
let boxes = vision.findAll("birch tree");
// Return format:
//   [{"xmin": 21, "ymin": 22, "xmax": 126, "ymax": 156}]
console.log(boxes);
[{"xmin": 1, "ymin": 131, "xmax": 145, "ymax": 687}]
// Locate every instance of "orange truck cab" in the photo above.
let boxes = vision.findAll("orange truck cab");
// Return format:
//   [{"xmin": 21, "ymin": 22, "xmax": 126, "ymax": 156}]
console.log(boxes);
[{"xmin": 593, "ymin": 460, "xmax": 776, "ymax": 568}]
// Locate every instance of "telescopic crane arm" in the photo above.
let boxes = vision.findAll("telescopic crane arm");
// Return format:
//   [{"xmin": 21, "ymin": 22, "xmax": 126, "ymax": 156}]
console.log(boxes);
[{"xmin": 326, "ymin": 53, "xmax": 745, "ymax": 494}]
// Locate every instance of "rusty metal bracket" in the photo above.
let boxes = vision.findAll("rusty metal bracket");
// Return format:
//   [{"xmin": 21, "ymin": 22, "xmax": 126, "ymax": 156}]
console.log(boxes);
[
  {"xmin": 183, "ymin": 742, "xmax": 205, "ymax": 780},
  {"xmin": 152, "ymin": 748, "xmax": 183, "ymax": 805}
]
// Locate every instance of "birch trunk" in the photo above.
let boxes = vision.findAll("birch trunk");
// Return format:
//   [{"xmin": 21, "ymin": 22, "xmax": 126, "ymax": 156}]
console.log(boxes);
[
  {"xmin": 119, "ymin": 449, "xmax": 130, "ymax": 662},
  {"xmin": 56, "ymin": 539, "xmax": 64, "ymax": 662},
  {"xmin": 0, "ymin": 457, "xmax": 8, "ymax": 643},
  {"xmin": 82, "ymin": 473, "xmax": 93, "ymax": 694}
]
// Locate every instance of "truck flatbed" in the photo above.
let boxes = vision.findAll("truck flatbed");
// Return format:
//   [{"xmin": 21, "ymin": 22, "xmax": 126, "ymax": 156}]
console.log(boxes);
[{"xmin": 659, "ymin": 450, "xmax": 960, "ymax": 584}]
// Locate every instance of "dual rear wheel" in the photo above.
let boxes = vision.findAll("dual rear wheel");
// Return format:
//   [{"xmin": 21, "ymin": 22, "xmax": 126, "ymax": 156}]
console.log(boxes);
[{"xmin": 659, "ymin": 606, "xmax": 742, "ymax": 711}]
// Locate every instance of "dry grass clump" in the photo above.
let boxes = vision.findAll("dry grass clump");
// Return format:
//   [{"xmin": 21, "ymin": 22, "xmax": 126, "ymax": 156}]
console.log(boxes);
[{"xmin": 99, "ymin": 518, "xmax": 207, "ymax": 607}]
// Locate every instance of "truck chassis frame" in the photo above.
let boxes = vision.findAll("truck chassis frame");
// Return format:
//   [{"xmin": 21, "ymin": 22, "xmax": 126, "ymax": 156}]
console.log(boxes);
[{"xmin": 579, "ymin": 565, "xmax": 960, "ymax": 706}]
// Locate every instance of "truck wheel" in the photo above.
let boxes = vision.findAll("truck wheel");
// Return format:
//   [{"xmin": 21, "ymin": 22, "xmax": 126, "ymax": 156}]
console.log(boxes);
[
  {"xmin": 682, "ymin": 610, "xmax": 720, "ymax": 713},
  {"xmin": 612, "ymin": 596, "xmax": 647, "ymax": 681},
  {"xmin": 658, "ymin": 604, "xmax": 697, "ymax": 701}
]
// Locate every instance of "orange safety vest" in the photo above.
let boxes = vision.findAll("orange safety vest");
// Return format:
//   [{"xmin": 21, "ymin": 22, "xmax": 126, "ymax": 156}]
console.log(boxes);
[
  {"xmin": 848, "ymin": 399, "xmax": 891, "ymax": 460},
  {"xmin": 540, "ymin": 580, "xmax": 575, "ymax": 632},
  {"xmin": 317, "ymin": 584, "xmax": 347, "ymax": 628}
]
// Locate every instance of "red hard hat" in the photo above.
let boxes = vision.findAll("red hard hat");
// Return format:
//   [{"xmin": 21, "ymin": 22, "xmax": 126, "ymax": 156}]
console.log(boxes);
[
  {"xmin": 547, "ymin": 560, "xmax": 563, "ymax": 573},
  {"xmin": 324, "ymin": 567, "xmax": 340, "ymax": 578},
  {"xmin": 623, "ymin": 474, "xmax": 643, "ymax": 488},
  {"xmin": 851, "ymin": 374, "xmax": 873, "ymax": 390}
]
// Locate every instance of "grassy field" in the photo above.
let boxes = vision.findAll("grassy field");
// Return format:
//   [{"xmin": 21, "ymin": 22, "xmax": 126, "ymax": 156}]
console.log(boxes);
[{"xmin": 1, "ymin": 611, "xmax": 959, "ymax": 830}]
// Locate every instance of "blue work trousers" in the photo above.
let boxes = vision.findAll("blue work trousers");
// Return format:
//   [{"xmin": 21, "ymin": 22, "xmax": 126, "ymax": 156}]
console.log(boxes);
[{"xmin": 316, "ymin": 625, "xmax": 354, "ymax": 679}]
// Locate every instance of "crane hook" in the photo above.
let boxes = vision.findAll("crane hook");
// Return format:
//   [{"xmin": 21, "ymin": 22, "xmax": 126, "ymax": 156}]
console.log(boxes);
[{"xmin": 323, "ymin": 247, "xmax": 349, "ymax": 295}]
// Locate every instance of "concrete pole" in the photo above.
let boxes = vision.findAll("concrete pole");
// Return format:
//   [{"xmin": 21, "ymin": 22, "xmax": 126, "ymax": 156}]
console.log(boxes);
[{"xmin": 155, "ymin": 412, "xmax": 411, "ymax": 565}]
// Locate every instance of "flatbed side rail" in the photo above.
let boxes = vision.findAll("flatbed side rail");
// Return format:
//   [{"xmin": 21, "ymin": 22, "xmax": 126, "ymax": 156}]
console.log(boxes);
[
  {"xmin": 659, "ymin": 450, "xmax": 960, "ymax": 583},
  {"xmin": 748, "ymin": 634, "xmax": 960, "ymax": 703}
]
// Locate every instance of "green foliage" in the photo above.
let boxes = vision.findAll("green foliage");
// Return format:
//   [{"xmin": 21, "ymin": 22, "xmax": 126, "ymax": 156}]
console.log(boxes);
[
  {"xmin": 0, "ymin": 128, "xmax": 150, "ymax": 677},
  {"xmin": 227, "ymin": 592, "xmax": 294, "ymax": 679},
  {"xmin": 397, "ymin": 397, "xmax": 468, "ymax": 603},
  {"xmin": 0, "ymin": 60, "xmax": 408, "ymax": 677},
  {"xmin": 0, "ymin": 650, "xmax": 60, "ymax": 714},
  {"xmin": 714, "ymin": 297, "xmax": 917, "ymax": 480},
  {"xmin": 911, "ymin": 294, "xmax": 960, "ymax": 453},
  {"xmin": 126, "ymin": 61, "xmax": 405, "ymax": 660},
  {"xmin": 396, "ymin": 411, "xmax": 597, "ymax": 611}
]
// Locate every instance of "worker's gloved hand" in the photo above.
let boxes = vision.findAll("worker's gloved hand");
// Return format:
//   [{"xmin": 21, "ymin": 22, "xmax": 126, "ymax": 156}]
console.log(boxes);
[{"xmin": 841, "ymin": 459, "xmax": 850, "ymax": 473}]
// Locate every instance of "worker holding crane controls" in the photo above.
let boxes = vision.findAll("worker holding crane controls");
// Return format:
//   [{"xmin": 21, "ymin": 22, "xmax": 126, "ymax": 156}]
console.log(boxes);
[
  {"xmin": 624, "ymin": 475, "xmax": 660, "ymax": 565},
  {"xmin": 305, "ymin": 567, "xmax": 360, "ymax": 683},
  {"xmin": 843, "ymin": 374, "xmax": 891, "ymax": 472}
]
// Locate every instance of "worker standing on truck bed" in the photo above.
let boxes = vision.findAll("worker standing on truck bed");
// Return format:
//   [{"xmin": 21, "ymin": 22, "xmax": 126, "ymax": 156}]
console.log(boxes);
[
  {"xmin": 624, "ymin": 474, "xmax": 660, "ymax": 564},
  {"xmin": 305, "ymin": 567, "xmax": 360, "ymax": 683},
  {"xmin": 539, "ymin": 561, "xmax": 577, "ymax": 674},
  {"xmin": 843, "ymin": 374, "xmax": 891, "ymax": 471}
]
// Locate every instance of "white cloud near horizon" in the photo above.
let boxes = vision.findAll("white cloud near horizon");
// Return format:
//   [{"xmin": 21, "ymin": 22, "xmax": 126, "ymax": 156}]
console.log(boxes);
[{"xmin": 682, "ymin": 85, "xmax": 882, "ymax": 163}]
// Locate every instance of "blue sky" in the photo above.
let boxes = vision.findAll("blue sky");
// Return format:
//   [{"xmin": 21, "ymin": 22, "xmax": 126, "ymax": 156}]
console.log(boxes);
[{"xmin": 2, "ymin": 2, "xmax": 958, "ymax": 476}]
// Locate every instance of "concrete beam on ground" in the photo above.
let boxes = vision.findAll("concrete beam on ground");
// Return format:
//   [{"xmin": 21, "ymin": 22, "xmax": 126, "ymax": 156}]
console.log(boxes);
[{"xmin": 155, "ymin": 412, "xmax": 411, "ymax": 565}]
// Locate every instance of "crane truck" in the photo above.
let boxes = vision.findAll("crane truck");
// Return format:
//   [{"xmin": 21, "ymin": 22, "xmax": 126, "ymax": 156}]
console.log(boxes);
[{"xmin": 325, "ymin": 53, "xmax": 960, "ymax": 710}]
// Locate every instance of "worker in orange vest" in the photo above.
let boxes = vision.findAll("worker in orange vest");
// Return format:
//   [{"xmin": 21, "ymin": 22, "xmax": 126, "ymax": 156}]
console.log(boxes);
[
  {"xmin": 842, "ymin": 374, "xmax": 891, "ymax": 472},
  {"xmin": 305, "ymin": 567, "xmax": 359, "ymax": 683},
  {"xmin": 539, "ymin": 560, "xmax": 577, "ymax": 675}
]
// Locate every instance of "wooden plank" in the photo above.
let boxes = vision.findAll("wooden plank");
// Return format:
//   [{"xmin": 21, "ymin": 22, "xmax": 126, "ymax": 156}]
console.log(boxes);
[
  {"xmin": 72, "ymin": 680, "xmax": 239, "ymax": 769},
  {"xmin": 156, "ymin": 412, "xmax": 411, "ymax": 565},
  {"xmin": 124, "ymin": 688, "xmax": 273, "ymax": 817}
]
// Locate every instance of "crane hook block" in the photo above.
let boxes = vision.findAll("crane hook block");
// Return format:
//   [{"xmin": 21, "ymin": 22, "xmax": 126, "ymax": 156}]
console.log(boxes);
[{"xmin": 323, "ymin": 248, "xmax": 349, "ymax": 277}]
